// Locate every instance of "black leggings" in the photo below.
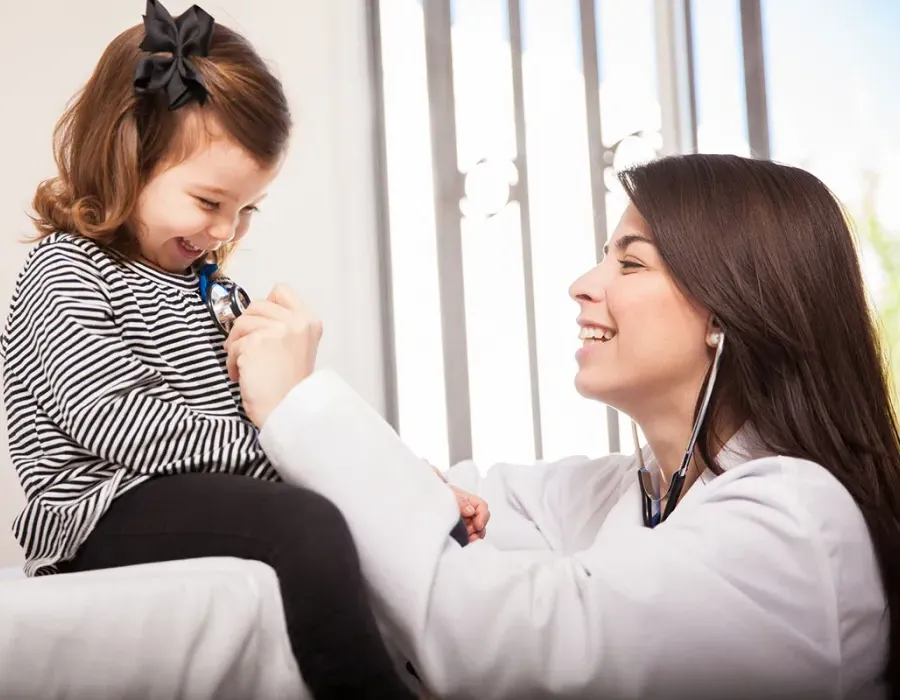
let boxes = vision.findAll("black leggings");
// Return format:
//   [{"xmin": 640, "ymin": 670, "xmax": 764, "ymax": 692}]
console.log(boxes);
[{"xmin": 60, "ymin": 473, "xmax": 416, "ymax": 700}]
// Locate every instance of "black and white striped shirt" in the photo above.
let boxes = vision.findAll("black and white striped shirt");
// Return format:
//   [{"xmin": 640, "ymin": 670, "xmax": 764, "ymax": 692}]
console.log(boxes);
[{"xmin": 1, "ymin": 232, "xmax": 277, "ymax": 576}]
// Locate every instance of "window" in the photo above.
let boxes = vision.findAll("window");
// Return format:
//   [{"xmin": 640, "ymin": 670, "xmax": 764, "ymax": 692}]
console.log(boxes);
[
  {"xmin": 761, "ymin": 0, "xmax": 900, "ymax": 402},
  {"xmin": 370, "ymin": 0, "xmax": 896, "ymax": 471},
  {"xmin": 374, "ymin": 0, "xmax": 671, "ymax": 470}
]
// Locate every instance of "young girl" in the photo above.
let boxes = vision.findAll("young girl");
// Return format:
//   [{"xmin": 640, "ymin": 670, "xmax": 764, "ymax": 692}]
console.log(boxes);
[{"xmin": 0, "ymin": 1, "xmax": 487, "ymax": 697}]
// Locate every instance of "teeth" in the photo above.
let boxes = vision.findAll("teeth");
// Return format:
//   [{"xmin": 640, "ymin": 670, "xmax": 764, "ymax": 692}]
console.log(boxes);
[
  {"xmin": 181, "ymin": 239, "xmax": 201, "ymax": 253},
  {"xmin": 579, "ymin": 327, "xmax": 616, "ymax": 342}
]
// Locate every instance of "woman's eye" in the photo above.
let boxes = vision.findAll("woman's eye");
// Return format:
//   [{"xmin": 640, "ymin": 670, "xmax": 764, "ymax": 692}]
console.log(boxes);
[
  {"xmin": 618, "ymin": 259, "xmax": 643, "ymax": 271},
  {"xmin": 196, "ymin": 197, "xmax": 219, "ymax": 210},
  {"xmin": 240, "ymin": 205, "xmax": 260, "ymax": 216}
]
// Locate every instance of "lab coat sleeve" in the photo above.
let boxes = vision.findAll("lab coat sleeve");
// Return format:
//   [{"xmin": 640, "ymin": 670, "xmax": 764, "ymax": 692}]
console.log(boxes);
[
  {"xmin": 261, "ymin": 371, "xmax": 838, "ymax": 699},
  {"xmin": 445, "ymin": 455, "xmax": 630, "ymax": 552},
  {"xmin": 445, "ymin": 459, "xmax": 560, "ymax": 551},
  {"xmin": 2, "ymin": 241, "xmax": 260, "ymax": 477}
]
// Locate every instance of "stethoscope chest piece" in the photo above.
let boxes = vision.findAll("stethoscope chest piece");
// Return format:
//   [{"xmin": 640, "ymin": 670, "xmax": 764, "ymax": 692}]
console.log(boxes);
[{"xmin": 198, "ymin": 263, "xmax": 250, "ymax": 335}]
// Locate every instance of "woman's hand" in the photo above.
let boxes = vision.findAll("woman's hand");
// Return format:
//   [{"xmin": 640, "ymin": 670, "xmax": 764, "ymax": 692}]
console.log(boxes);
[{"xmin": 225, "ymin": 285, "xmax": 323, "ymax": 429}]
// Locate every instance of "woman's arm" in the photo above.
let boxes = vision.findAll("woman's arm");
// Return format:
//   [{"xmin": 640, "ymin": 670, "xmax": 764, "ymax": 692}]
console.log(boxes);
[{"xmin": 260, "ymin": 371, "xmax": 840, "ymax": 699}]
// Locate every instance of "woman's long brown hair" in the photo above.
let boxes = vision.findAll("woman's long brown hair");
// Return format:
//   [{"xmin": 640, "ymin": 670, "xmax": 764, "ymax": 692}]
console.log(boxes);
[{"xmin": 621, "ymin": 153, "xmax": 900, "ymax": 696}]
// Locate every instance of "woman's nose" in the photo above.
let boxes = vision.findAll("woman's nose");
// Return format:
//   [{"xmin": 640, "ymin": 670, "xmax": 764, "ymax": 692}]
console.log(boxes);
[{"xmin": 569, "ymin": 264, "xmax": 606, "ymax": 304}]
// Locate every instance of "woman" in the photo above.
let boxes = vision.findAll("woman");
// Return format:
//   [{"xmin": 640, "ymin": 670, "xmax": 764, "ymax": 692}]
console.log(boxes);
[{"xmin": 226, "ymin": 154, "xmax": 900, "ymax": 699}]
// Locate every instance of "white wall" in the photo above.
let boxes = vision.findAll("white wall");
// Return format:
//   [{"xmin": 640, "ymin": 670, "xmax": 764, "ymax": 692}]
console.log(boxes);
[{"xmin": 0, "ymin": 0, "xmax": 385, "ymax": 567}]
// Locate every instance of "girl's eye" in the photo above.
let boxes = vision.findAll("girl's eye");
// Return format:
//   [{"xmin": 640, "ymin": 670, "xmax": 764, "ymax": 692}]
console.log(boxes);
[
  {"xmin": 240, "ymin": 205, "xmax": 260, "ymax": 216},
  {"xmin": 618, "ymin": 259, "xmax": 644, "ymax": 271},
  {"xmin": 196, "ymin": 197, "xmax": 219, "ymax": 210}
]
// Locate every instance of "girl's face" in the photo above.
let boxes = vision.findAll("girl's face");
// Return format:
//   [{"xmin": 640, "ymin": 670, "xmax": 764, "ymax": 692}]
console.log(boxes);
[{"xmin": 134, "ymin": 122, "xmax": 280, "ymax": 273}]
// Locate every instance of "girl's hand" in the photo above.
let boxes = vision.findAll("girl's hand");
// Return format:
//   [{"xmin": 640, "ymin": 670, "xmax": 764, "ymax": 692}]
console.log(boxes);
[
  {"xmin": 430, "ymin": 464, "xmax": 490, "ymax": 541},
  {"xmin": 451, "ymin": 486, "xmax": 490, "ymax": 542}
]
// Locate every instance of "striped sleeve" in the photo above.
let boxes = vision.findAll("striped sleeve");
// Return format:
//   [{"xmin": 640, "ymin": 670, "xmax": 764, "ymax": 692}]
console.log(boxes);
[{"xmin": 4, "ymin": 240, "xmax": 257, "ymax": 476}]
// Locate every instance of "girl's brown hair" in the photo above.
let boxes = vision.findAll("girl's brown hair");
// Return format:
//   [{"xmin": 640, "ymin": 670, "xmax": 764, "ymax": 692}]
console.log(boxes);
[
  {"xmin": 621, "ymin": 153, "xmax": 900, "ymax": 697},
  {"xmin": 31, "ymin": 15, "xmax": 291, "ymax": 266}
]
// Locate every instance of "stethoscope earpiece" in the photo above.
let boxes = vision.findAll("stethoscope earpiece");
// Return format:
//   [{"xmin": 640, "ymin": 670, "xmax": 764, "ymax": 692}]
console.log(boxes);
[{"xmin": 708, "ymin": 317, "xmax": 724, "ymax": 348}]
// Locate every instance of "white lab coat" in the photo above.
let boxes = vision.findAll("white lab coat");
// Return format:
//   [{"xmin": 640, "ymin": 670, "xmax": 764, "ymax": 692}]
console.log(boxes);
[{"xmin": 259, "ymin": 370, "xmax": 888, "ymax": 700}]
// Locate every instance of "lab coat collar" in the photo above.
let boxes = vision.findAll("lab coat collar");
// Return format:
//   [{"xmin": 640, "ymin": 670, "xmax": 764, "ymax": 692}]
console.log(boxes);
[
  {"xmin": 638, "ymin": 422, "xmax": 771, "ymax": 485},
  {"xmin": 713, "ymin": 423, "xmax": 770, "ymax": 472},
  {"xmin": 615, "ymin": 424, "xmax": 772, "ymax": 529}
]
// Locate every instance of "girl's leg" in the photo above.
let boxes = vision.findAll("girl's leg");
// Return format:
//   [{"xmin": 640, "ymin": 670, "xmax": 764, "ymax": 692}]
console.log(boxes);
[{"xmin": 63, "ymin": 472, "xmax": 417, "ymax": 700}]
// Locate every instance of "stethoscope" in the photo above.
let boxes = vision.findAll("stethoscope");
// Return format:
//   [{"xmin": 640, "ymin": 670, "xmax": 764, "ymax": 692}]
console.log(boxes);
[
  {"xmin": 637, "ymin": 329, "xmax": 726, "ymax": 528},
  {"xmin": 198, "ymin": 263, "xmax": 251, "ymax": 334}
]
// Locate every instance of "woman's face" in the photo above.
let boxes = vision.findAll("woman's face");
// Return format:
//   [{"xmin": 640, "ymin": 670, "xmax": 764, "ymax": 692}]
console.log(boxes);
[{"xmin": 569, "ymin": 203, "xmax": 713, "ymax": 419}]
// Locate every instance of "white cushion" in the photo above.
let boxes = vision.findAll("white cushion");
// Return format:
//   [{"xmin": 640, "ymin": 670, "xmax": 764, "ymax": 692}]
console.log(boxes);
[
  {"xmin": 0, "ymin": 557, "xmax": 306, "ymax": 699},
  {"xmin": 0, "ymin": 566, "xmax": 24, "ymax": 580}
]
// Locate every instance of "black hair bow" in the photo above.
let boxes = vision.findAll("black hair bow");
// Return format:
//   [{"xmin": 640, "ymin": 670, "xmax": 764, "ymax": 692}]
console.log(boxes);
[{"xmin": 133, "ymin": 0, "xmax": 215, "ymax": 110}]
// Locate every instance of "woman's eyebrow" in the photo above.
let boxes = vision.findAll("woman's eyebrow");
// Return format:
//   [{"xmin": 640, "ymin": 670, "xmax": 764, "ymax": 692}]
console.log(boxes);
[{"xmin": 602, "ymin": 234, "xmax": 655, "ymax": 256}]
